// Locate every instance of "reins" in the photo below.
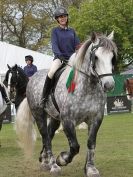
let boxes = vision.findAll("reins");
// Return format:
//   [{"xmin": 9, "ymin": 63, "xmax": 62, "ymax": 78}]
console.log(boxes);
[
  {"xmin": 62, "ymin": 40, "xmax": 114, "ymax": 81},
  {"xmin": 65, "ymin": 62, "xmax": 90, "ymax": 78}
]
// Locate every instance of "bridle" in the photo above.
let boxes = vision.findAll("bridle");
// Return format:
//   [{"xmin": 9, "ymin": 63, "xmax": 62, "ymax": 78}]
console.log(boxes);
[
  {"xmin": 65, "ymin": 40, "xmax": 116, "ymax": 81},
  {"xmin": 8, "ymin": 68, "xmax": 28, "ymax": 90},
  {"xmin": 90, "ymin": 41, "xmax": 116, "ymax": 79}
]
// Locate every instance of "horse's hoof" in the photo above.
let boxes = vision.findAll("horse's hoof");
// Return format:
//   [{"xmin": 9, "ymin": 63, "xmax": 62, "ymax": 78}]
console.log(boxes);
[
  {"xmin": 56, "ymin": 152, "xmax": 69, "ymax": 166},
  {"xmin": 50, "ymin": 164, "xmax": 61, "ymax": 176},
  {"xmin": 86, "ymin": 167, "xmax": 100, "ymax": 177},
  {"xmin": 40, "ymin": 163, "xmax": 50, "ymax": 171}
]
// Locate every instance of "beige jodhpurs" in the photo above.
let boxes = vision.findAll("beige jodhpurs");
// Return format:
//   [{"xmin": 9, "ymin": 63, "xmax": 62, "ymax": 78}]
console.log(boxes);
[{"xmin": 48, "ymin": 59, "xmax": 62, "ymax": 79}]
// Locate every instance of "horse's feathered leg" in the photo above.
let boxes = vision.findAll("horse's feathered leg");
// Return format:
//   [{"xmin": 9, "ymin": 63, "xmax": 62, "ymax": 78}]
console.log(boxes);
[
  {"xmin": 35, "ymin": 111, "xmax": 61, "ymax": 175},
  {"xmin": 84, "ymin": 118, "xmax": 103, "ymax": 177},
  {"xmin": 56, "ymin": 120, "xmax": 80, "ymax": 166}
]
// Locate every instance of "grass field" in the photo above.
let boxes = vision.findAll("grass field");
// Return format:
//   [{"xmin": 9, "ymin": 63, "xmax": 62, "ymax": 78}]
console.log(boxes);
[{"xmin": 0, "ymin": 113, "xmax": 133, "ymax": 177}]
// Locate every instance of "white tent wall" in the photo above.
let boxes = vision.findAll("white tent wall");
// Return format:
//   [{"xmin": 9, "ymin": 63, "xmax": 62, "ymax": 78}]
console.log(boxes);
[{"xmin": 0, "ymin": 41, "xmax": 53, "ymax": 75}]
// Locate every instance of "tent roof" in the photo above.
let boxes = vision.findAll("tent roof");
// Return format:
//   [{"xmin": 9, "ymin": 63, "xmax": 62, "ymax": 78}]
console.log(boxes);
[{"xmin": 0, "ymin": 41, "xmax": 53, "ymax": 74}]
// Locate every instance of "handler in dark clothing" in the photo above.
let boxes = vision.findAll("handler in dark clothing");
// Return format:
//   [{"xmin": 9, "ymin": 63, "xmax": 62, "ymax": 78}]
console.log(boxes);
[
  {"xmin": 41, "ymin": 6, "xmax": 80, "ymax": 104},
  {"xmin": 24, "ymin": 55, "xmax": 37, "ymax": 78}
]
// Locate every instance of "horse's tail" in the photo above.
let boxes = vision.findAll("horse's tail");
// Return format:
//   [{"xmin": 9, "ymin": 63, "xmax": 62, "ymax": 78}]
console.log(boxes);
[{"xmin": 15, "ymin": 98, "xmax": 36, "ymax": 158}]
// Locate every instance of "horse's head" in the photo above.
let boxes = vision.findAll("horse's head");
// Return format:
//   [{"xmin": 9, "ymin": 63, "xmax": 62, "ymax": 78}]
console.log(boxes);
[
  {"xmin": 5, "ymin": 64, "xmax": 28, "ymax": 91},
  {"xmin": 7, "ymin": 64, "xmax": 19, "ymax": 87},
  {"xmin": 73, "ymin": 31, "xmax": 117, "ymax": 92},
  {"xmin": 88, "ymin": 31, "xmax": 117, "ymax": 92}
]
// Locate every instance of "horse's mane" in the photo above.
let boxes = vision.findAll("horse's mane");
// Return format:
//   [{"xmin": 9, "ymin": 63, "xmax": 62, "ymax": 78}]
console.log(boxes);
[
  {"xmin": 70, "ymin": 34, "xmax": 117, "ymax": 71},
  {"xmin": 99, "ymin": 36, "xmax": 117, "ymax": 54},
  {"xmin": 75, "ymin": 40, "xmax": 92, "ymax": 70}
]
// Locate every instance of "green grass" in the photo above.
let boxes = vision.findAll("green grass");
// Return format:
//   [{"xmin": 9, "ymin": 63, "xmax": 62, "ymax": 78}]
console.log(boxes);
[{"xmin": 0, "ymin": 113, "xmax": 133, "ymax": 177}]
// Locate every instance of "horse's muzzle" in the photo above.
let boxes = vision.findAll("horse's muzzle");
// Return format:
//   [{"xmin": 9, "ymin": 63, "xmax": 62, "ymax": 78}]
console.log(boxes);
[{"xmin": 103, "ymin": 80, "xmax": 115, "ymax": 92}]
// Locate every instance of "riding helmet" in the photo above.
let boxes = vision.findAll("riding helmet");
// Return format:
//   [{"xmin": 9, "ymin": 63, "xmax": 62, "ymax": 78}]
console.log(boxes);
[
  {"xmin": 54, "ymin": 7, "xmax": 68, "ymax": 19},
  {"xmin": 25, "ymin": 55, "xmax": 33, "ymax": 62}
]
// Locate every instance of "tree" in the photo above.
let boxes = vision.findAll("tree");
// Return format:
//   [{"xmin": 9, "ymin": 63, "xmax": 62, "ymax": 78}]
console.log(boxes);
[
  {"xmin": 69, "ymin": 0, "xmax": 133, "ymax": 71},
  {"xmin": 0, "ymin": 0, "xmax": 51, "ymax": 50},
  {"xmin": 0, "ymin": 0, "xmax": 83, "ymax": 53}
]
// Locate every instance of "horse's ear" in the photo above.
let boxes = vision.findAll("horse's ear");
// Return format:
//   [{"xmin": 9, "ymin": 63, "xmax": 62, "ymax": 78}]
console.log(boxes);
[
  {"xmin": 15, "ymin": 64, "xmax": 18, "ymax": 69},
  {"xmin": 108, "ymin": 31, "xmax": 114, "ymax": 40},
  {"xmin": 7, "ymin": 64, "xmax": 11, "ymax": 69},
  {"xmin": 91, "ymin": 32, "xmax": 97, "ymax": 42}
]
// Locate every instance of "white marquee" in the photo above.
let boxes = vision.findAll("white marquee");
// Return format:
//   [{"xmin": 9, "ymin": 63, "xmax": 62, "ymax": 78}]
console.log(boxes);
[{"xmin": 0, "ymin": 41, "xmax": 53, "ymax": 75}]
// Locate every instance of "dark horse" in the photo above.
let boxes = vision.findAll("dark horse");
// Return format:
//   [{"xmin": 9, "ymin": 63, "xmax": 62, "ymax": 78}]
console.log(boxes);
[
  {"xmin": 4, "ymin": 64, "xmax": 29, "ymax": 110},
  {"xmin": 0, "ymin": 65, "xmax": 28, "ymax": 146},
  {"xmin": 15, "ymin": 32, "xmax": 117, "ymax": 177}
]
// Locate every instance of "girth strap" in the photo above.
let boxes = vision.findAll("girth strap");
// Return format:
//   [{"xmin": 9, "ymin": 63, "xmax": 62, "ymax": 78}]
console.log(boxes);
[{"xmin": 50, "ymin": 67, "xmax": 65, "ymax": 113}]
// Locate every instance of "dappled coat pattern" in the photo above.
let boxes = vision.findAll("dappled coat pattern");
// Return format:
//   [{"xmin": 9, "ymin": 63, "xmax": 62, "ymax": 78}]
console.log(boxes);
[{"xmin": 15, "ymin": 32, "xmax": 117, "ymax": 177}]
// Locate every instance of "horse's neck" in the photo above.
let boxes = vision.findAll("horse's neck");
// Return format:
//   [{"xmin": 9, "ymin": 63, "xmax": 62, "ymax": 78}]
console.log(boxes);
[
  {"xmin": 76, "ymin": 52, "xmax": 92, "ymax": 82},
  {"xmin": 16, "ymin": 76, "xmax": 28, "ymax": 91}
]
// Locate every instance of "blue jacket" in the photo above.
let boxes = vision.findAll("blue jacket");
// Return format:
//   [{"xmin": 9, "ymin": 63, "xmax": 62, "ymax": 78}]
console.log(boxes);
[
  {"xmin": 51, "ymin": 26, "xmax": 80, "ymax": 60},
  {"xmin": 24, "ymin": 64, "xmax": 37, "ymax": 77}
]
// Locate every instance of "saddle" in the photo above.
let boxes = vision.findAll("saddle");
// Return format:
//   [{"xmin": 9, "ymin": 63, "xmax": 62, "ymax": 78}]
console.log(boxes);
[
  {"xmin": 125, "ymin": 78, "xmax": 133, "ymax": 95},
  {"xmin": 50, "ymin": 65, "xmax": 66, "ymax": 112}
]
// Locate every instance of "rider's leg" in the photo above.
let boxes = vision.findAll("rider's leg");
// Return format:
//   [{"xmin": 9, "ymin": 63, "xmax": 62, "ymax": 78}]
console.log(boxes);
[
  {"xmin": 0, "ymin": 84, "xmax": 11, "ymax": 105},
  {"xmin": 41, "ymin": 59, "xmax": 62, "ymax": 104}
]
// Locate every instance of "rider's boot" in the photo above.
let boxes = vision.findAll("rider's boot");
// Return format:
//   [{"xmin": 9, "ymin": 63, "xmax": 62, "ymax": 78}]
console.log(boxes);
[
  {"xmin": 41, "ymin": 75, "xmax": 52, "ymax": 106},
  {"xmin": 0, "ymin": 85, "xmax": 11, "ymax": 105}
]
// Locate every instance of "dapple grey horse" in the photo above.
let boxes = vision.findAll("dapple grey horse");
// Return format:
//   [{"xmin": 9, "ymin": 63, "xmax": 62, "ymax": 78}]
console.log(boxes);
[{"xmin": 15, "ymin": 32, "xmax": 117, "ymax": 177}]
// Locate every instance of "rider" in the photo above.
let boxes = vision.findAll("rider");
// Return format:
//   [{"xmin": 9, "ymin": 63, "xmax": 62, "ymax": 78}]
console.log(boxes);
[
  {"xmin": 23, "ymin": 55, "xmax": 37, "ymax": 78},
  {"xmin": 41, "ymin": 6, "xmax": 80, "ymax": 104},
  {"xmin": 0, "ymin": 82, "xmax": 11, "ymax": 105}
]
